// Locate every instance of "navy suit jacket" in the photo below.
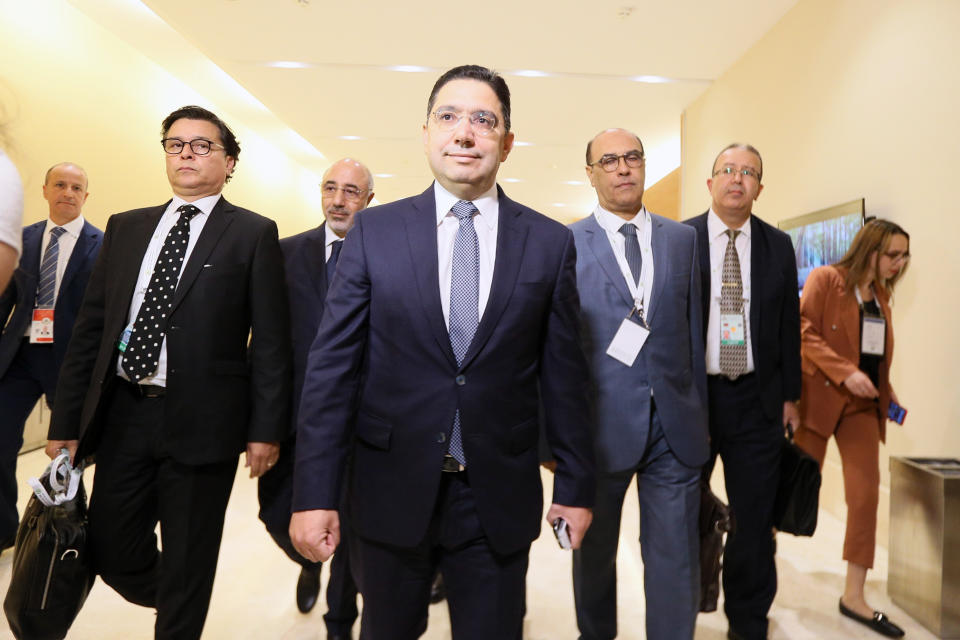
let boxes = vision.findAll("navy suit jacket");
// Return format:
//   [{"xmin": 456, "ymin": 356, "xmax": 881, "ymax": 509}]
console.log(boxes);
[
  {"xmin": 0, "ymin": 219, "xmax": 104, "ymax": 379},
  {"xmin": 570, "ymin": 212, "xmax": 709, "ymax": 472},
  {"xmin": 685, "ymin": 212, "xmax": 801, "ymax": 420},
  {"xmin": 293, "ymin": 185, "xmax": 595, "ymax": 555},
  {"xmin": 280, "ymin": 223, "xmax": 330, "ymax": 435}
]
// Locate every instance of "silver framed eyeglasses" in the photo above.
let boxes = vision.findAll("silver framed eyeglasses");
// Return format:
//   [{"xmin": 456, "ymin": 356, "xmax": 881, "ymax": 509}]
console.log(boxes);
[
  {"xmin": 321, "ymin": 184, "xmax": 367, "ymax": 202},
  {"xmin": 161, "ymin": 138, "xmax": 224, "ymax": 156},
  {"xmin": 590, "ymin": 151, "xmax": 645, "ymax": 173},
  {"xmin": 712, "ymin": 165, "xmax": 760, "ymax": 180},
  {"xmin": 430, "ymin": 109, "xmax": 500, "ymax": 136}
]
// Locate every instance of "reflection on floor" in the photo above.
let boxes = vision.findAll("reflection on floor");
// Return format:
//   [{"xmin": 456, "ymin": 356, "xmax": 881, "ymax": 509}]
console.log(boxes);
[{"xmin": 0, "ymin": 449, "xmax": 937, "ymax": 639}]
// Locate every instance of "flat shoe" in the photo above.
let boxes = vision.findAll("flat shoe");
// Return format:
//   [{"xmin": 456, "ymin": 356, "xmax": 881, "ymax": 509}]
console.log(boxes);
[{"xmin": 839, "ymin": 598, "xmax": 905, "ymax": 638}]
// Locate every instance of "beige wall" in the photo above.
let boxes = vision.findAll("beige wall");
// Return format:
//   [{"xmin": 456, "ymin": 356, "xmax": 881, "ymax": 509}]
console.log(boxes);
[
  {"xmin": 682, "ymin": 0, "xmax": 960, "ymax": 543},
  {"xmin": 0, "ymin": 0, "xmax": 325, "ymax": 236},
  {"xmin": 644, "ymin": 167, "xmax": 681, "ymax": 221}
]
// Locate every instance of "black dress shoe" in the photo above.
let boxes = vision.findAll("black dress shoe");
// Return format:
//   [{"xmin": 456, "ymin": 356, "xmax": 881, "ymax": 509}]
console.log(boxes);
[
  {"xmin": 429, "ymin": 572, "xmax": 446, "ymax": 604},
  {"xmin": 327, "ymin": 635, "xmax": 351, "ymax": 640},
  {"xmin": 296, "ymin": 564, "xmax": 322, "ymax": 613},
  {"xmin": 727, "ymin": 630, "xmax": 747, "ymax": 640},
  {"xmin": 839, "ymin": 598, "xmax": 905, "ymax": 638}
]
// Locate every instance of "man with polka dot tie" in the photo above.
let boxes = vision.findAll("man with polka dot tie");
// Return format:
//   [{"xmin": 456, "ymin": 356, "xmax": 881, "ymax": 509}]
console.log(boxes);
[{"xmin": 46, "ymin": 106, "xmax": 291, "ymax": 639}]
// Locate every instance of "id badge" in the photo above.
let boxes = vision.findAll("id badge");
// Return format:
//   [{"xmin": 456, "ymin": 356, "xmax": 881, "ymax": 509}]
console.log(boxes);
[
  {"xmin": 606, "ymin": 317, "xmax": 650, "ymax": 367},
  {"xmin": 118, "ymin": 324, "xmax": 134, "ymax": 353},
  {"xmin": 861, "ymin": 316, "xmax": 885, "ymax": 356},
  {"xmin": 30, "ymin": 309, "xmax": 54, "ymax": 343},
  {"xmin": 720, "ymin": 313, "xmax": 746, "ymax": 346}
]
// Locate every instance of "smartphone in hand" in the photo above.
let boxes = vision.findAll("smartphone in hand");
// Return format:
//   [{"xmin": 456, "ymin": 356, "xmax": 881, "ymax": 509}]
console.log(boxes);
[
  {"xmin": 888, "ymin": 401, "xmax": 907, "ymax": 425},
  {"xmin": 552, "ymin": 518, "xmax": 572, "ymax": 550}
]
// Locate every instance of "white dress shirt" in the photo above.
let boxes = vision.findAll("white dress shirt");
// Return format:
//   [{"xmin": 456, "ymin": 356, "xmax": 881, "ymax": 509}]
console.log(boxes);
[
  {"xmin": 705, "ymin": 209, "xmax": 755, "ymax": 374},
  {"xmin": 117, "ymin": 194, "xmax": 220, "ymax": 386},
  {"xmin": 23, "ymin": 215, "xmax": 86, "ymax": 336},
  {"xmin": 325, "ymin": 224, "xmax": 344, "ymax": 262},
  {"xmin": 593, "ymin": 205, "xmax": 654, "ymax": 318},
  {"xmin": 434, "ymin": 181, "xmax": 499, "ymax": 327}
]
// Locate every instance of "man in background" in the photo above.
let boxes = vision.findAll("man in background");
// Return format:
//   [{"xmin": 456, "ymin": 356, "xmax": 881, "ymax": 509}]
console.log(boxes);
[{"xmin": 0, "ymin": 162, "xmax": 102, "ymax": 551}]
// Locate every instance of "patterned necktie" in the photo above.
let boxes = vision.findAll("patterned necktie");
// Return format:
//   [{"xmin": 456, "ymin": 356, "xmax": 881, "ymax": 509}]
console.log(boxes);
[
  {"xmin": 618, "ymin": 223, "xmax": 643, "ymax": 287},
  {"xmin": 122, "ymin": 204, "xmax": 201, "ymax": 382},
  {"xmin": 447, "ymin": 200, "xmax": 479, "ymax": 465},
  {"xmin": 37, "ymin": 226, "xmax": 66, "ymax": 308},
  {"xmin": 326, "ymin": 239, "xmax": 343, "ymax": 285},
  {"xmin": 719, "ymin": 229, "xmax": 748, "ymax": 377}
]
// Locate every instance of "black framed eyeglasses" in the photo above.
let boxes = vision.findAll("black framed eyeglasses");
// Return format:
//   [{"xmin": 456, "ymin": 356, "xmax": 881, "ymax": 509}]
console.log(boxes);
[
  {"xmin": 590, "ymin": 151, "xmax": 645, "ymax": 172},
  {"xmin": 161, "ymin": 138, "xmax": 224, "ymax": 156}
]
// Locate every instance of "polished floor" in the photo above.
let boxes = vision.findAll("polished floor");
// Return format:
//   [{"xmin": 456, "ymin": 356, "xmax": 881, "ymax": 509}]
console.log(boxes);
[{"xmin": 0, "ymin": 449, "xmax": 937, "ymax": 639}]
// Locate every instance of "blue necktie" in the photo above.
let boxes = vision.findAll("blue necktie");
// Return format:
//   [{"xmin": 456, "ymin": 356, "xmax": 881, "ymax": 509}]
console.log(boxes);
[
  {"xmin": 37, "ymin": 226, "xmax": 67, "ymax": 308},
  {"xmin": 122, "ymin": 204, "xmax": 200, "ymax": 382},
  {"xmin": 618, "ymin": 223, "xmax": 642, "ymax": 287},
  {"xmin": 326, "ymin": 239, "xmax": 343, "ymax": 285},
  {"xmin": 447, "ymin": 200, "xmax": 479, "ymax": 465}
]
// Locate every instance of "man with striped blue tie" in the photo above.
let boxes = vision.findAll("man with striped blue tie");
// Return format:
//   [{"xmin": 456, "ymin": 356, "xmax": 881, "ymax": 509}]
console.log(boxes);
[{"xmin": 0, "ymin": 162, "xmax": 102, "ymax": 552}]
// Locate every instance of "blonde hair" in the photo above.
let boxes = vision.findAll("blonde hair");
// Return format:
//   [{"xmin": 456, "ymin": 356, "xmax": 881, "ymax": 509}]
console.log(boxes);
[{"xmin": 834, "ymin": 218, "xmax": 910, "ymax": 294}]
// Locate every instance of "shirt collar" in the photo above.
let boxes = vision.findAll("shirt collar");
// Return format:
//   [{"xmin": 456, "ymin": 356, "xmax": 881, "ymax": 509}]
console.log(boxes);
[
  {"xmin": 324, "ymin": 223, "xmax": 346, "ymax": 249},
  {"xmin": 707, "ymin": 208, "xmax": 751, "ymax": 241},
  {"xmin": 593, "ymin": 204, "xmax": 649, "ymax": 236},
  {"xmin": 45, "ymin": 215, "xmax": 85, "ymax": 239},
  {"xmin": 170, "ymin": 193, "xmax": 221, "ymax": 217},
  {"xmin": 433, "ymin": 181, "xmax": 499, "ymax": 231}
]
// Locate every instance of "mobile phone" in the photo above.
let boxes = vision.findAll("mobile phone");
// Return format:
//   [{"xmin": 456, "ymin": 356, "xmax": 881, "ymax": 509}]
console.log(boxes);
[
  {"xmin": 552, "ymin": 518, "xmax": 572, "ymax": 550},
  {"xmin": 888, "ymin": 401, "xmax": 907, "ymax": 425}
]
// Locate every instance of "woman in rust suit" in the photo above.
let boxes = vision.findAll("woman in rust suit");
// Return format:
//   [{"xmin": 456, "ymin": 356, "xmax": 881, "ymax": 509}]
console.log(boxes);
[{"xmin": 795, "ymin": 219, "xmax": 910, "ymax": 638}]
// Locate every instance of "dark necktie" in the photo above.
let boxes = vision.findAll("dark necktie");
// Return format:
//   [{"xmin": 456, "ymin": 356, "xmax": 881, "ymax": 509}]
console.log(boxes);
[
  {"xmin": 618, "ymin": 223, "xmax": 643, "ymax": 287},
  {"xmin": 719, "ymin": 229, "xmax": 748, "ymax": 377},
  {"xmin": 447, "ymin": 200, "xmax": 479, "ymax": 465},
  {"xmin": 326, "ymin": 239, "xmax": 343, "ymax": 285},
  {"xmin": 37, "ymin": 226, "xmax": 66, "ymax": 307},
  {"xmin": 122, "ymin": 204, "xmax": 201, "ymax": 382}
]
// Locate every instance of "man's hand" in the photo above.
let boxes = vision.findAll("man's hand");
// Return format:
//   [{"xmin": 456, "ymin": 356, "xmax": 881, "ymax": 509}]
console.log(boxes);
[
  {"xmin": 245, "ymin": 441, "xmax": 280, "ymax": 478},
  {"xmin": 290, "ymin": 509, "xmax": 340, "ymax": 563},
  {"xmin": 45, "ymin": 439, "xmax": 78, "ymax": 465},
  {"xmin": 782, "ymin": 401, "xmax": 800, "ymax": 432},
  {"xmin": 843, "ymin": 370, "xmax": 879, "ymax": 399},
  {"xmin": 545, "ymin": 504, "xmax": 593, "ymax": 550}
]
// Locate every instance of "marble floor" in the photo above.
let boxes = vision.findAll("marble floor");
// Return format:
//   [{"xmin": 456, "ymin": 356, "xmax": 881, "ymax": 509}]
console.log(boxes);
[{"xmin": 0, "ymin": 449, "xmax": 938, "ymax": 639}]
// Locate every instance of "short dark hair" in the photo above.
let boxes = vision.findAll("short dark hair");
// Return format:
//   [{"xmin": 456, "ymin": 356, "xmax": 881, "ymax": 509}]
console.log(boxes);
[
  {"xmin": 426, "ymin": 65, "xmax": 512, "ymax": 132},
  {"xmin": 585, "ymin": 129, "xmax": 644, "ymax": 166},
  {"xmin": 161, "ymin": 105, "xmax": 240, "ymax": 182},
  {"xmin": 711, "ymin": 143, "xmax": 763, "ymax": 181}
]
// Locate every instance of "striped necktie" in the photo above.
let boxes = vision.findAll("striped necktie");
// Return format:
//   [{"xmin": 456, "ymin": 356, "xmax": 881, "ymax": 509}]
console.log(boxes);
[{"xmin": 37, "ymin": 226, "xmax": 67, "ymax": 308}]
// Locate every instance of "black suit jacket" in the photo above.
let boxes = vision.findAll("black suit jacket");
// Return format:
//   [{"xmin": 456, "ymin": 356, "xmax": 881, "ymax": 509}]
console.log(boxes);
[
  {"xmin": 0, "ymin": 220, "xmax": 103, "ymax": 378},
  {"xmin": 293, "ymin": 185, "xmax": 595, "ymax": 555},
  {"xmin": 280, "ymin": 223, "xmax": 330, "ymax": 435},
  {"xmin": 685, "ymin": 212, "xmax": 801, "ymax": 419},
  {"xmin": 49, "ymin": 197, "xmax": 292, "ymax": 464}
]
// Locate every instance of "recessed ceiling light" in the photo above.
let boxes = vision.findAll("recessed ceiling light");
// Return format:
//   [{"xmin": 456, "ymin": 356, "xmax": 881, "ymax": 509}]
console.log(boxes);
[
  {"xmin": 338, "ymin": 135, "xmax": 364, "ymax": 141},
  {"xmin": 510, "ymin": 69, "xmax": 551, "ymax": 78},
  {"xmin": 513, "ymin": 141, "xmax": 534, "ymax": 147},
  {"xmin": 501, "ymin": 178, "xmax": 523, "ymax": 183},
  {"xmin": 386, "ymin": 65, "xmax": 433, "ymax": 73},
  {"xmin": 265, "ymin": 61, "xmax": 312, "ymax": 69},
  {"xmin": 630, "ymin": 75, "xmax": 672, "ymax": 84},
  {"xmin": 551, "ymin": 203, "xmax": 567, "ymax": 207},
  {"xmin": 562, "ymin": 180, "xmax": 586, "ymax": 186},
  {"xmin": 374, "ymin": 173, "xmax": 394, "ymax": 178}
]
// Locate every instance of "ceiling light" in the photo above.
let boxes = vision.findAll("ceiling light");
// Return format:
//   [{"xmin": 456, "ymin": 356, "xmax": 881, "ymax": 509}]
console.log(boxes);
[
  {"xmin": 501, "ymin": 178, "xmax": 523, "ymax": 183},
  {"xmin": 265, "ymin": 61, "xmax": 312, "ymax": 69},
  {"xmin": 510, "ymin": 69, "xmax": 551, "ymax": 78},
  {"xmin": 551, "ymin": 203, "xmax": 567, "ymax": 207},
  {"xmin": 630, "ymin": 75, "xmax": 672, "ymax": 84},
  {"xmin": 513, "ymin": 141, "xmax": 533, "ymax": 147},
  {"xmin": 374, "ymin": 173, "xmax": 394, "ymax": 178},
  {"xmin": 562, "ymin": 180, "xmax": 586, "ymax": 186},
  {"xmin": 386, "ymin": 65, "xmax": 433, "ymax": 73},
  {"xmin": 338, "ymin": 135, "xmax": 364, "ymax": 141}
]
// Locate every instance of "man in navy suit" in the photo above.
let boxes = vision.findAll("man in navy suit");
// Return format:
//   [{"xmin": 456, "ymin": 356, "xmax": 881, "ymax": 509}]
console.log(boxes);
[
  {"xmin": 684, "ymin": 144, "xmax": 800, "ymax": 640},
  {"xmin": 569, "ymin": 129, "xmax": 709, "ymax": 640},
  {"xmin": 290, "ymin": 65, "xmax": 595, "ymax": 640},
  {"xmin": 0, "ymin": 162, "xmax": 102, "ymax": 551},
  {"xmin": 258, "ymin": 157, "xmax": 372, "ymax": 635}
]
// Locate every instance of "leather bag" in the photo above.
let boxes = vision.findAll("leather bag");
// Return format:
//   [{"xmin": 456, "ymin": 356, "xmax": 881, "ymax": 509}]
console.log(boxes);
[
  {"xmin": 773, "ymin": 425, "xmax": 821, "ymax": 536},
  {"xmin": 699, "ymin": 482, "xmax": 733, "ymax": 612}
]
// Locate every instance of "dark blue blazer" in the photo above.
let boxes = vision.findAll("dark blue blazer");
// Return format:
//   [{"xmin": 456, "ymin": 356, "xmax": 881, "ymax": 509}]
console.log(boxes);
[
  {"xmin": 292, "ymin": 185, "xmax": 595, "ymax": 555},
  {"xmin": 684, "ymin": 212, "xmax": 801, "ymax": 419},
  {"xmin": 280, "ymin": 223, "xmax": 330, "ymax": 435},
  {"xmin": 0, "ymin": 219, "xmax": 103, "ymax": 379},
  {"xmin": 570, "ymin": 213, "xmax": 709, "ymax": 472}
]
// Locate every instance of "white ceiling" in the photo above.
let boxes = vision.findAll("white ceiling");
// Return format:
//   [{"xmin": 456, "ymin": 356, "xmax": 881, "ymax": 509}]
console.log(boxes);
[{"xmin": 80, "ymin": 0, "xmax": 799, "ymax": 221}]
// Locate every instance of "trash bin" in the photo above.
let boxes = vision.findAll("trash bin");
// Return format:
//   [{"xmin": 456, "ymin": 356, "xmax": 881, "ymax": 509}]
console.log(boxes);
[{"xmin": 888, "ymin": 457, "xmax": 960, "ymax": 638}]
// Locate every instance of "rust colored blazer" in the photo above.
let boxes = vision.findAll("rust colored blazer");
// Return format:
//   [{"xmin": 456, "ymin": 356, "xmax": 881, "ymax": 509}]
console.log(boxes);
[{"xmin": 799, "ymin": 265, "xmax": 895, "ymax": 442}]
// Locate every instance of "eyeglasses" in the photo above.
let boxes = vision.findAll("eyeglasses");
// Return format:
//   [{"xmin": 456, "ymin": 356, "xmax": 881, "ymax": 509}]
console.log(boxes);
[
  {"xmin": 321, "ymin": 183, "xmax": 367, "ymax": 202},
  {"xmin": 712, "ymin": 165, "xmax": 760, "ymax": 181},
  {"xmin": 590, "ymin": 151, "xmax": 645, "ymax": 173},
  {"xmin": 161, "ymin": 138, "xmax": 224, "ymax": 156},
  {"xmin": 883, "ymin": 250, "xmax": 910, "ymax": 264},
  {"xmin": 430, "ymin": 109, "xmax": 500, "ymax": 136}
]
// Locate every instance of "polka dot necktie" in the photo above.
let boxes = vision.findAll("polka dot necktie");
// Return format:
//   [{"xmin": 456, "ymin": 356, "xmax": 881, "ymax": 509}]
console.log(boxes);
[
  {"xmin": 447, "ymin": 200, "xmax": 479, "ymax": 466},
  {"xmin": 121, "ymin": 204, "xmax": 200, "ymax": 382},
  {"xmin": 719, "ymin": 229, "xmax": 748, "ymax": 377}
]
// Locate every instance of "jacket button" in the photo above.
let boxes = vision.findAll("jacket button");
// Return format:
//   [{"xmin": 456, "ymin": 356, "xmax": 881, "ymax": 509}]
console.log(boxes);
[
  {"xmin": 825, "ymin": 380, "xmax": 830, "ymax": 386},
  {"xmin": 169, "ymin": 368, "xmax": 177, "ymax": 374},
  {"xmin": 831, "ymin": 325, "xmax": 837, "ymax": 330},
  {"xmin": 437, "ymin": 432, "xmax": 446, "ymax": 443},
  {"xmin": 455, "ymin": 375, "xmax": 466, "ymax": 386}
]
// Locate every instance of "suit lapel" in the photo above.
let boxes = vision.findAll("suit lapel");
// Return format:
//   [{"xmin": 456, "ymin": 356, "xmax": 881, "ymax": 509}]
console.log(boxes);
[
  {"xmin": 459, "ymin": 189, "xmax": 527, "ymax": 370},
  {"xmin": 692, "ymin": 214, "xmax": 712, "ymax": 343},
  {"xmin": 117, "ymin": 204, "xmax": 167, "ymax": 311},
  {"xmin": 58, "ymin": 221, "xmax": 97, "ymax": 296},
  {"xmin": 405, "ymin": 187, "xmax": 457, "ymax": 368},
  {"xmin": 308, "ymin": 223, "xmax": 329, "ymax": 300},
  {"xmin": 583, "ymin": 214, "xmax": 633, "ymax": 309},
  {"xmin": 20, "ymin": 223, "xmax": 44, "ymax": 278},
  {"xmin": 749, "ymin": 216, "xmax": 764, "ymax": 365},
  {"xmin": 646, "ymin": 215, "xmax": 669, "ymax": 325},
  {"xmin": 170, "ymin": 197, "xmax": 235, "ymax": 314}
]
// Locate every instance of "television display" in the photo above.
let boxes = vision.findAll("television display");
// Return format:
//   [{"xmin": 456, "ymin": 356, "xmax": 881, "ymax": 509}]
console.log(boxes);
[{"xmin": 779, "ymin": 198, "xmax": 865, "ymax": 291}]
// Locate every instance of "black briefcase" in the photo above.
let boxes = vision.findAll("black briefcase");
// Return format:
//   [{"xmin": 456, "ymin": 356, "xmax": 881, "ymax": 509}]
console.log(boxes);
[
  {"xmin": 773, "ymin": 425, "xmax": 821, "ymax": 536},
  {"xmin": 3, "ymin": 453, "xmax": 95, "ymax": 640},
  {"xmin": 699, "ymin": 482, "xmax": 732, "ymax": 612}
]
